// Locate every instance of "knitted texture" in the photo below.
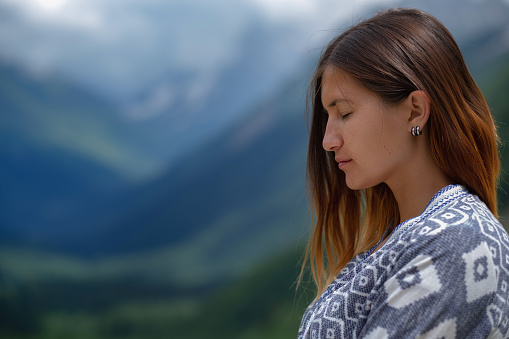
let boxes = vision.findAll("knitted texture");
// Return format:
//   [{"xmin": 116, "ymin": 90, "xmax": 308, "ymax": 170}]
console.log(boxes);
[{"xmin": 298, "ymin": 186, "xmax": 509, "ymax": 338}]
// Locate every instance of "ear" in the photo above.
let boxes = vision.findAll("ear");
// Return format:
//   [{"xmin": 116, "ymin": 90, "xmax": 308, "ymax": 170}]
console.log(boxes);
[{"xmin": 405, "ymin": 90, "xmax": 431, "ymax": 132}]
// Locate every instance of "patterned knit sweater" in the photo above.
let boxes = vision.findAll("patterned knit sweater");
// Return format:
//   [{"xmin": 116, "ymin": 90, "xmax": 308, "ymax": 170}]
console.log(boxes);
[{"xmin": 298, "ymin": 185, "xmax": 509, "ymax": 338}]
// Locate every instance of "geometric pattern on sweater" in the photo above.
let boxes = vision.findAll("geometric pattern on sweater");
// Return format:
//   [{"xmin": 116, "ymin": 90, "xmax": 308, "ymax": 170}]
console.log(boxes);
[{"xmin": 298, "ymin": 185, "xmax": 509, "ymax": 338}]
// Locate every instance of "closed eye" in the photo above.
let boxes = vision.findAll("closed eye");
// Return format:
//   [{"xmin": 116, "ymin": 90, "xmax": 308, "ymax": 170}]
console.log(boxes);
[{"xmin": 341, "ymin": 112, "xmax": 352, "ymax": 119}]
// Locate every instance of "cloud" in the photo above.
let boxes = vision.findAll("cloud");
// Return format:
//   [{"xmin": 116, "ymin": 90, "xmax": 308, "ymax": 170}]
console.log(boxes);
[
  {"xmin": 0, "ymin": 0, "xmax": 259, "ymax": 100},
  {"xmin": 0, "ymin": 0, "xmax": 402, "ymax": 102},
  {"xmin": 247, "ymin": 0, "xmax": 398, "ymax": 25}
]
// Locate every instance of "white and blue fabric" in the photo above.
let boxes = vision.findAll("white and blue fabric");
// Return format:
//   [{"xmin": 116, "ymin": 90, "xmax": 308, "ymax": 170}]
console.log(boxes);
[{"xmin": 298, "ymin": 185, "xmax": 509, "ymax": 338}]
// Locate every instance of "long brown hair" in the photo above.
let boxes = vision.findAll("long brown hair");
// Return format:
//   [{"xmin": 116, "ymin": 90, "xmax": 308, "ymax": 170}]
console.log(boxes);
[{"xmin": 301, "ymin": 8, "xmax": 500, "ymax": 297}]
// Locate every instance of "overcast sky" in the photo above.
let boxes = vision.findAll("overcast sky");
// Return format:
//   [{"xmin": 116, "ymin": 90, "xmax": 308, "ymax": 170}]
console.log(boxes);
[{"xmin": 0, "ymin": 0, "xmax": 398, "ymax": 101}]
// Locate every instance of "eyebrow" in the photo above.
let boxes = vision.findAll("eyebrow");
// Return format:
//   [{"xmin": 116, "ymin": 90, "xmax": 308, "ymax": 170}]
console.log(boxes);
[{"xmin": 326, "ymin": 99, "xmax": 349, "ymax": 108}]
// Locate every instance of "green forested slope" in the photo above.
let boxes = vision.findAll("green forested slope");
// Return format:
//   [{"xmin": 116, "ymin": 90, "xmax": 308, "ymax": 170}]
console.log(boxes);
[{"xmin": 480, "ymin": 53, "xmax": 509, "ymax": 211}]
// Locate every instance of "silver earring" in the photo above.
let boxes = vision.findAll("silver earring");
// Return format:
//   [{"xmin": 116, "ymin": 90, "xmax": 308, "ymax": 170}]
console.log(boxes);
[{"xmin": 411, "ymin": 126, "xmax": 422, "ymax": 136}]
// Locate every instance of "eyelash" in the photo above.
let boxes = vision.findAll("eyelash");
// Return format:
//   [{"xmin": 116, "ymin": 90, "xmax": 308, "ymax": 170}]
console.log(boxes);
[{"xmin": 322, "ymin": 109, "xmax": 352, "ymax": 120}]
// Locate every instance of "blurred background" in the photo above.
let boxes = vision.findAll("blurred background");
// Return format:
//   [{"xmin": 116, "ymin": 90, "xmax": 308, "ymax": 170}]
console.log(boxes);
[{"xmin": 0, "ymin": 0, "xmax": 508, "ymax": 338}]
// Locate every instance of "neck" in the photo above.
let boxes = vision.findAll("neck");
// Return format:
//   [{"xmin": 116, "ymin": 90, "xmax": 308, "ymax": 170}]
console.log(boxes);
[
  {"xmin": 387, "ymin": 143, "xmax": 453, "ymax": 225},
  {"xmin": 392, "ymin": 177, "xmax": 451, "ymax": 224}
]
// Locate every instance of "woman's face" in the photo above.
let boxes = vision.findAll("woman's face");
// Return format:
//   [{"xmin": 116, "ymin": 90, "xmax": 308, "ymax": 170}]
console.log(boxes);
[{"xmin": 321, "ymin": 66, "xmax": 411, "ymax": 190}]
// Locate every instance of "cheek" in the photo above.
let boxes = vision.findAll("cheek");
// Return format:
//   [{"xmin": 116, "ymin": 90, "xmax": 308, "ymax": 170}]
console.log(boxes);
[
  {"xmin": 382, "ymin": 136, "xmax": 399, "ymax": 154},
  {"xmin": 357, "ymin": 120, "xmax": 387, "ymax": 155},
  {"xmin": 360, "ymin": 124, "xmax": 401, "ymax": 165},
  {"xmin": 377, "ymin": 127, "xmax": 408, "ymax": 167}
]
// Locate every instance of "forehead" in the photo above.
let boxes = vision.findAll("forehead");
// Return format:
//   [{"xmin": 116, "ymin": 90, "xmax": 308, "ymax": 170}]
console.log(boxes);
[{"xmin": 320, "ymin": 66, "xmax": 371, "ymax": 106}]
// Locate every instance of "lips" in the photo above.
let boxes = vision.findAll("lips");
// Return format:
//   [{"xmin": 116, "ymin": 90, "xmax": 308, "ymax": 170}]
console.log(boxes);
[{"xmin": 335, "ymin": 157, "xmax": 352, "ymax": 169}]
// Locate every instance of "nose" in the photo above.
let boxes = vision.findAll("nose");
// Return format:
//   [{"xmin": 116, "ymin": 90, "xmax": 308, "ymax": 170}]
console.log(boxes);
[{"xmin": 322, "ymin": 120, "xmax": 343, "ymax": 152}]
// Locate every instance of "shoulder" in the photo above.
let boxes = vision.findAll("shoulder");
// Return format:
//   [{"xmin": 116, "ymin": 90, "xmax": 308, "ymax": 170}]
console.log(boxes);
[
  {"xmin": 406, "ymin": 192, "xmax": 507, "ymax": 255},
  {"xmin": 422, "ymin": 192, "xmax": 502, "ymax": 233},
  {"xmin": 363, "ymin": 192, "xmax": 509, "ymax": 338},
  {"xmin": 384, "ymin": 190, "xmax": 509, "ymax": 291}
]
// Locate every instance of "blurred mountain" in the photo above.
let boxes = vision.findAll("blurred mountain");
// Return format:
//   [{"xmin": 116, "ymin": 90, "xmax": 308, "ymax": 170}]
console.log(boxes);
[
  {"xmin": 0, "ymin": 59, "xmax": 311, "ymax": 284},
  {"xmin": 42, "ymin": 77, "xmax": 310, "ymax": 284},
  {"xmin": 0, "ymin": 0, "xmax": 314, "ymax": 171},
  {"xmin": 0, "ymin": 63, "xmax": 161, "ymax": 178},
  {"xmin": 0, "ymin": 62, "xmax": 167, "ymax": 248},
  {"xmin": 119, "ymin": 18, "xmax": 308, "ymax": 167},
  {"xmin": 0, "ymin": 26, "xmax": 316, "ymax": 303}
]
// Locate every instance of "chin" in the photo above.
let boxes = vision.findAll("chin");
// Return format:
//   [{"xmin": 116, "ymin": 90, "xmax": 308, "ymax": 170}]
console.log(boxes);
[
  {"xmin": 345, "ymin": 178, "xmax": 378, "ymax": 191},
  {"xmin": 345, "ymin": 181, "xmax": 365, "ymax": 191}
]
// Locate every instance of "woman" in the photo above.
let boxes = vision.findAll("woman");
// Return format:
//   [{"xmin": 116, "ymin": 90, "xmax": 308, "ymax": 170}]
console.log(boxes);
[{"xmin": 298, "ymin": 8, "xmax": 509, "ymax": 338}]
